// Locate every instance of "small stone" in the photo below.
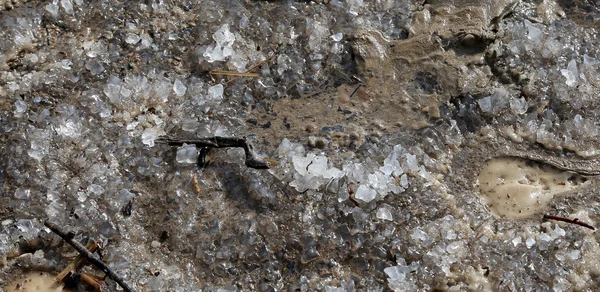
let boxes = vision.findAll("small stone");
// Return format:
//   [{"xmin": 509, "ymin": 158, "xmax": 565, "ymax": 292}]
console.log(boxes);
[
  {"xmin": 307, "ymin": 136, "xmax": 326, "ymax": 149},
  {"xmin": 151, "ymin": 241, "xmax": 161, "ymax": 248}
]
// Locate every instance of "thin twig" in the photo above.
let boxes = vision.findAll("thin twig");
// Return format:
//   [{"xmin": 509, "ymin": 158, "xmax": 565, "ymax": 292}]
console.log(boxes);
[
  {"xmin": 156, "ymin": 136, "xmax": 272, "ymax": 169},
  {"xmin": 56, "ymin": 240, "xmax": 99, "ymax": 282},
  {"xmin": 543, "ymin": 214, "xmax": 595, "ymax": 230},
  {"xmin": 225, "ymin": 55, "xmax": 275, "ymax": 84},
  {"xmin": 209, "ymin": 71, "xmax": 261, "ymax": 78},
  {"xmin": 44, "ymin": 220, "xmax": 137, "ymax": 292},
  {"xmin": 349, "ymin": 84, "xmax": 363, "ymax": 98}
]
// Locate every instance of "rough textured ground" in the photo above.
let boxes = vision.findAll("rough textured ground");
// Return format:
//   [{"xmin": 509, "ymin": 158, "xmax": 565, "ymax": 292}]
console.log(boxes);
[{"xmin": 1, "ymin": 0, "xmax": 600, "ymax": 291}]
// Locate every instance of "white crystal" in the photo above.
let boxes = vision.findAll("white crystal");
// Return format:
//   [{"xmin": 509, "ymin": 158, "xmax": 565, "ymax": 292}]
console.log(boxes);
[
  {"xmin": 125, "ymin": 33, "xmax": 141, "ymax": 45},
  {"xmin": 141, "ymin": 126, "xmax": 166, "ymax": 147},
  {"xmin": 524, "ymin": 19, "xmax": 543, "ymax": 42},
  {"xmin": 14, "ymin": 100, "xmax": 27, "ymax": 116},
  {"xmin": 384, "ymin": 266, "xmax": 406, "ymax": 282},
  {"xmin": 182, "ymin": 119, "xmax": 199, "ymax": 132},
  {"xmin": 510, "ymin": 97, "xmax": 528, "ymax": 114},
  {"xmin": 561, "ymin": 59, "xmax": 578, "ymax": 87},
  {"xmin": 446, "ymin": 241, "xmax": 465, "ymax": 255},
  {"xmin": 88, "ymin": 184, "xmax": 105, "ymax": 195},
  {"xmin": 411, "ymin": 228, "xmax": 429, "ymax": 242},
  {"xmin": 568, "ymin": 250, "xmax": 580, "ymax": 260},
  {"xmin": 56, "ymin": 120, "xmax": 80, "ymax": 138},
  {"xmin": 173, "ymin": 79, "xmax": 187, "ymax": 96},
  {"xmin": 330, "ymin": 33, "xmax": 343, "ymax": 42},
  {"xmin": 207, "ymin": 84, "xmax": 224, "ymax": 102},
  {"xmin": 176, "ymin": 144, "xmax": 198, "ymax": 164},
  {"xmin": 45, "ymin": 3, "xmax": 59, "ymax": 17},
  {"xmin": 354, "ymin": 185, "xmax": 376, "ymax": 202},
  {"xmin": 60, "ymin": 0, "xmax": 73, "ymax": 14},
  {"xmin": 526, "ymin": 237, "xmax": 536, "ymax": 248},
  {"xmin": 512, "ymin": 236, "xmax": 522, "ymax": 246},
  {"xmin": 376, "ymin": 205, "xmax": 393, "ymax": 221},
  {"xmin": 14, "ymin": 188, "xmax": 30, "ymax": 199}
]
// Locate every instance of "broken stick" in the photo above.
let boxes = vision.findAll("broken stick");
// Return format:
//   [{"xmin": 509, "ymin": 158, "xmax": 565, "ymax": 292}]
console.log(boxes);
[
  {"xmin": 44, "ymin": 220, "xmax": 137, "ymax": 292},
  {"xmin": 156, "ymin": 136, "xmax": 271, "ymax": 169},
  {"xmin": 543, "ymin": 214, "xmax": 595, "ymax": 230}
]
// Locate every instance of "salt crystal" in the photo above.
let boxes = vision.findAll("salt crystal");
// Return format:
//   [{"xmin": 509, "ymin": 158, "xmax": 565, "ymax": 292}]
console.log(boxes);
[
  {"xmin": 524, "ymin": 19, "xmax": 543, "ymax": 42},
  {"xmin": 76, "ymin": 191, "xmax": 87, "ymax": 202},
  {"xmin": 207, "ymin": 84, "xmax": 224, "ymax": 102},
  {"xmin": 56, "ymin": 120, "xmax": 80, "ymax": 138},
  {"xmin": 400, "ymin": 174, "xmax": 408, "ymax": 188},
  {"xmin": 14, "ymin": 188, "xmax": 30, "ymax": 199},
  {"xmin": 446, "ymin": 241, "xmax": 465, "ymax": 255},
  {"xmin": 213, "ymin": 24, "xmax": 235, "ymax": 47},
  {"xmin": 583, "ymin": 54, "xmax": 598, "ymax": 67},
  {"xmin": 512, "ymin": 236, "xmax": 522, "ymax": 246},
  {"xmin": 141, "ymin": 126, "xmax": 165, "ymax": 147},
  {"xmin": 354, "ymin": 185, "xmax": 376, "ymax": 202},
  {"xmin": 404, "ymin": 154, "xmax": 419, "ymax": 173},
  {"xmin": 411, "ymin": 228, "xmax": 429, "ymax": 242},
  {"xmin": 510, "ymin": 97, "xmax": 528, "ymax": 114},
  {"xmin": 85, "ymin": 59, "xmax": 105, "ymax": 75},
  {"xmin": 88, "ymin": 184, "xmax": 105, "ymax": 195},
  {"xmin": 104, "ymin": 83, "xmax": 121, "ymax": 103},
  {"xmin": 384, "ymin": 266, "xmax": 406, "ymax": 281},
  {"xmin": 45, "ymin": 2, "xmax": 59, "ymax": 17},
  {"xmin": 307, "ymin": 155, "xmax": 328, "ymax": 176},
  {"xmin": 568, "ymin": 250, "xmax": 580, "ymax": 260},
  {"xmin": 181, "ymin": 119, "xmax": 199, "ymax": 132},
  {"xmin": 176, "ymin": 144, "xmax": 198, "ymax": 164},
  {"xmin": 478, "ymin": 96, "xmax": 493, "ymax": 112},
  {"xmin": 330, "ymin": 33, "xmax": 343, "ymax": 42},
  {"xmin": 561, "ymin": 59, "xmax": 578, "ymax": 87},
  {"xmin": 552, "ymin": 224, "xmax": 566, "ymax": 238},
  {"xmin": 125, "ymin": 33, "xmax": 141, "ymax": 45},
  {"xmin": 60, "ymin": 0, "xmax": 73, "ymax": 14},
  {"xmin": 445, "ymin": 229, "xmax": 457, "ymax": 240},
  {"xmin": 376, "ymin": 205, "xmax": 393, "ymax": 221},
  {"xmin": 526, "ymin": 237, "xmax": 536, "ymax": 248},
  {"xmin": 14, "ymin": 100, "xmax": 27, "ymax": 116},
  {"xmin": 173, "ymin": 79, "xmax": 187, "ymax": 96}
]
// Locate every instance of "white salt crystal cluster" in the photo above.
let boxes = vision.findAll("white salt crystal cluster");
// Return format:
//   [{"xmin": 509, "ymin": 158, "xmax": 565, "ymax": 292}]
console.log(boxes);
[
  {"xmin": 384, "ymin": 258, "xmax": 419, "ymax": 291},
  {"xmin": 204, "ymin": 24, "xmax": 236, "ymax": 62},
  {"xmin": 272, "ymin": 139, "xmax": 415, "ymax": 202}
]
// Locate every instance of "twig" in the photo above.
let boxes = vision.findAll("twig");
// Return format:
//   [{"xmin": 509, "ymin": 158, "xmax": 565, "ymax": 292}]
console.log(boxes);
[
  {"xmin": 44, "ymin": 220, "xmax": 137, "ymax": 292},
  {"xmin": 209, "ymin": 71, "xmax": 261, "ymax": 78},
  {"xmin": 225, "ymin": 55, "xmax": 275, "ymax": 84},
  {"xmin": 543, "ymin": 214, "xmax": 595, "ymax": 230},
  {"xmin": 56, "ymin": 240, "xmax": 99, "ymax": 282},
  {"xmin": 349, "ymin": 84, "xmax": 363, "ymax": 98},
  {"xmin": 156, "ymin": 136, "xmax": 271, "ymax": 169}
]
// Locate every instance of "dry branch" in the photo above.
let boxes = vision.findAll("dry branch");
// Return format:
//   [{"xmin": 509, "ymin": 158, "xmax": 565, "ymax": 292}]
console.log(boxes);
[{"xmin": 44, "ymin": 220, "xmax": 137, "ymax": 292}]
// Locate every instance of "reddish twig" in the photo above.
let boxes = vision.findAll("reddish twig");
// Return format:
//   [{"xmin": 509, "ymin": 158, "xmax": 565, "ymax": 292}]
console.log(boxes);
[{"xmin": 543, "ymin": 214, "xmax": 595, "ymax": 230}]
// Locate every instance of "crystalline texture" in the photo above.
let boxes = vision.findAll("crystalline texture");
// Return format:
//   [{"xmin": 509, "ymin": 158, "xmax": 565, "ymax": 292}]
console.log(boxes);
[
  {"xmin": 207, "ymin": 84, "xmax": 224, "ymax": 102},
  {"xmin": 173, "ymin": 79, "xmax": 187, "ymax": 96},
  {"xmin": 354, "ymin": 185, "xmax": 376, "ymax": 202},
  {"xmin": 176, "ymin": 144, "xmax": 198, "ymax": 164},
  {"xmin": 376, "ymin": 205, "xmax": 393, "ymax": 221},
  {"xmin": 561, "ymin": 59, "xmax": 578, "ymax": 87}
]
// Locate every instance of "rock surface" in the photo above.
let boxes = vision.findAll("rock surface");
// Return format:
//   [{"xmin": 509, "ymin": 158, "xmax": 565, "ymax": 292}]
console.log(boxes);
[{"xmin": 1, "ymin": 0, "xmax": 600, "ymax": 291}]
